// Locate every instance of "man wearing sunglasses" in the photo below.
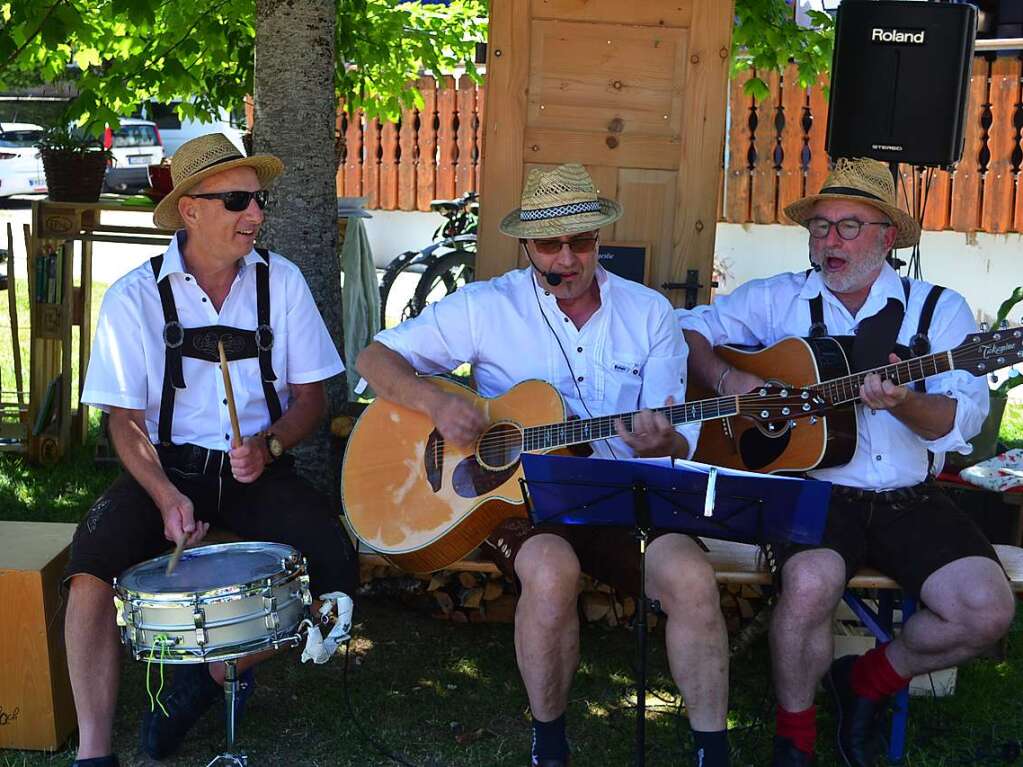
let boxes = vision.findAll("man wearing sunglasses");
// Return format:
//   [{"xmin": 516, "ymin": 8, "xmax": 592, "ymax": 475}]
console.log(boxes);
[
  {"xmin": 63, "ymin": 133, "xmax": 357, "ymax": 767},
  {"xmin": 679, "ymin": 157, "xmax": 1013, "ymax": 766},
  {"xmin": 357, "ymin": 164, "xmax": 732, "ymax": 767}
]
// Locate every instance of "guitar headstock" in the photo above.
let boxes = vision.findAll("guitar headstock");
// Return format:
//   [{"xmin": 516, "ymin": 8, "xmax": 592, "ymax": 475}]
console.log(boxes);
[
  {"xmin": 736, "ymin": 385, "xmax": 829, "ymax": 424},
  {"xmin": 952, "ymin": 327, "xmax": 1023, "ymax": 377}
]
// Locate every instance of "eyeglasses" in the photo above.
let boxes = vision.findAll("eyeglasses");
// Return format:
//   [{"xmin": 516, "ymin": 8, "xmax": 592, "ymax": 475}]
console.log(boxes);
[
  {"xmin": 806, "ymin": 217, "xmax": 891, "ymax": 241},
  {"xmin": 532, "ymin": 236, "xmax": 599, "ymax": 255},
  {"xmin": 185, "ymin": 190, "xmax": 270, "ymax": 212}
]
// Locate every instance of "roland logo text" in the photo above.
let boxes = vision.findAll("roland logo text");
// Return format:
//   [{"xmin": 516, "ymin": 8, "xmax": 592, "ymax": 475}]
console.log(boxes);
[{"xmin": 871, "ymin": 28, "xmax": 926, "ymax": 45}]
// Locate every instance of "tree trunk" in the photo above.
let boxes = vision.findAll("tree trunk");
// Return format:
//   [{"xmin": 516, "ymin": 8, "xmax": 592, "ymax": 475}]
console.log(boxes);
[{"xmin": 254, "ymin": 0, "xmax": 342, "ymax": 501}]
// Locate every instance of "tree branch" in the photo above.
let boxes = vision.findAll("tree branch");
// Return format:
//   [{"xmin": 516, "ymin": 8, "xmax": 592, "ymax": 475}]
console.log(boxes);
[{"xmin": 0, "ymin": 0, "xmax": 68, "ymax": 79}]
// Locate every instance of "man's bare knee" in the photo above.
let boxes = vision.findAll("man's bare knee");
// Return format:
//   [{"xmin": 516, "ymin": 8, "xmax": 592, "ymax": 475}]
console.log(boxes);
[
  {"xmin": 646, "ymin": 535, "xmax": 717, "ymax": 613},
  {"xmin": 515, "ymin": 535, "xmax": 580, "ymax": 607},
  {"xmin": 778, "ymin": 551, "xmax": 846, "ymax": 622}
]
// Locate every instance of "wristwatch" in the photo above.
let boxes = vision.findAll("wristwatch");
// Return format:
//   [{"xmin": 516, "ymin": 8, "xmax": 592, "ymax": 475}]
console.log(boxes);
[{"xmin": 264, "ymin": 431, "xmax": 285, "ymax": 461}]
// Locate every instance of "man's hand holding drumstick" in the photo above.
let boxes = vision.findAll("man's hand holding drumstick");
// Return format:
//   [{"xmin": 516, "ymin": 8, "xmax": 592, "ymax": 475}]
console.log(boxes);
[{"xmin": 219, "ymin": 341, "xmax": 271, "ymax": 484}]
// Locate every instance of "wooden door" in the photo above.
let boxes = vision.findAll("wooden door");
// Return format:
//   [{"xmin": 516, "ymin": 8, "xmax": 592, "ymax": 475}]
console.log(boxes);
[{"xmin": 477, "ymin": 0, "xmax": 735, "ymax": 305}]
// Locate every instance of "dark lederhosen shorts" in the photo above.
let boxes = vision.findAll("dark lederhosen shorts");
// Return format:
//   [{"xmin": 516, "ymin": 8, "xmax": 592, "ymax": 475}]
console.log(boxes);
[
  {"xmin": 64, "ymin": 443, "xmax": 358, "ymax": 597},
  {"xmin": 767, "ymin": 482, "xmax": 1000, "ymax": 599},
  {"xmin": 484, "ymin": 517, "xmax": 698, "ymax": 599}
]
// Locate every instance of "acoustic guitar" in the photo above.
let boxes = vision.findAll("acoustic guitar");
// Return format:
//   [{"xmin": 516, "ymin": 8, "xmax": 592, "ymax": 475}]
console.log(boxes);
[
  {"xmin": 692, "ymin": 328, "xmax": 1023, "ymax": 474},
  {"xmin": 342, "ymin": 376, "xmax": 822, "ymax": 572}
]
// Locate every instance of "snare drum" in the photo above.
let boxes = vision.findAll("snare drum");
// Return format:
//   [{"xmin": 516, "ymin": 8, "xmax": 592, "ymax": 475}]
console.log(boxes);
[{"xmin": 114, "ymin": 541, "xmax": 311, "ymax": 664}]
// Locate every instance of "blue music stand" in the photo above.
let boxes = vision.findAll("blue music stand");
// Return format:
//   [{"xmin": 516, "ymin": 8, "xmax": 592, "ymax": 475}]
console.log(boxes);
[{"xmin": 519, "ymin": 453, "xmax": 831, "ymax": 767}]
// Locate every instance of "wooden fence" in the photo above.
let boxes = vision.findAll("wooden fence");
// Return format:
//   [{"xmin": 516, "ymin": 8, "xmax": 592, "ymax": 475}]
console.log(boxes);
[{"xmin": 333, "ymin": 60, "xmax": 1023, "ymax": 233}]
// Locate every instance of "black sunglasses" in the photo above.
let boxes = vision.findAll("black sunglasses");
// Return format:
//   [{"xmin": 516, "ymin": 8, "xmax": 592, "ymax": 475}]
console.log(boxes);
[{"xmin": 185, "ymin": 189, "xmax": 270, "ymax": 212}]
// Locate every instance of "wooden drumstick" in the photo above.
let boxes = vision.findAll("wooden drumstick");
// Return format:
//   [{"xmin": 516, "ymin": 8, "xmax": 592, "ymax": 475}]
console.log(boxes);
[
  {"xmin": 166, "ymin": 536, "xmax": 186, "ymax": 576},
  {"xmin": 218, "ymin": 340, "xmax": 242, "ymax": 448}
]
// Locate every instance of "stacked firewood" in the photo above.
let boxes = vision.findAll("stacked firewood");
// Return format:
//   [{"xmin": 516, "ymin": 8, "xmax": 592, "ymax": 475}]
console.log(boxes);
[{"xmin": 357, "ymin": 556, "xmax": 766, "ymax": 633}]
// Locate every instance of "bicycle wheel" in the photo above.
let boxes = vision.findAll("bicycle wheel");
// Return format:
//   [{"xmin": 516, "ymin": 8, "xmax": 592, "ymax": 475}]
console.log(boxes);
[
  {"xmin": 412, "ymin": 249, "xmax": 476, "ymax": 316},
  {"xmin": 378, "ymin": 250, "xmax": 422, "ymax": 328}
]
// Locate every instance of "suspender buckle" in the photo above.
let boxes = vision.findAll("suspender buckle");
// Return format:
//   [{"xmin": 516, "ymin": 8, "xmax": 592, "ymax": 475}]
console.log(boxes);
[
  {"xmin": 162, "ymin": 320, "xmax": 184, "ymax": 349},
  {"xmin": 909, "ymin": 332, "xmax": 931, "ymax": 357},
  {"xmin": 808, "ymin": 321, "xmax": 828, "ymax": 338},
  {"xmin": 255, "ymin": 324, "xmax": 275, "ymax": 352}
]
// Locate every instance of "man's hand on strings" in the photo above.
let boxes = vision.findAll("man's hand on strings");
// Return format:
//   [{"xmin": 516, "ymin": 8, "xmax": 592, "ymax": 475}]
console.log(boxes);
[
  {"xmin": 860, "ymin": 353, "xmax": 910, "ymax": 411},
  {"xmin": 616, "ymin": 396, "xmax": 684, "ymax": 458},
  {"xmin": 430, "ymin": 391, "xmax": 488, "ymax": 449}
]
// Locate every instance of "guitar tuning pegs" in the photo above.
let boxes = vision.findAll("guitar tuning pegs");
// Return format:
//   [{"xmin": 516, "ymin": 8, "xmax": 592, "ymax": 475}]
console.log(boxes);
[
  {"xmin": 990, "ymin": 373, "xmax": 1000, "ymax": 384},
  {"xmin": 980, "ymin": 321, "xmax": 990, "ymax": 331},
  {"xmin": 1000, "ymin": 319, "xmax": 1010, "ymax": 329}
]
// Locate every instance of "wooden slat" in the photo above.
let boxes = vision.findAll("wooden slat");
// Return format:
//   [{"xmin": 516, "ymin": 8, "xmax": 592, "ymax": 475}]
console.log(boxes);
[
  {"xmin": 670, "ymin": 0, "xmax": 735, "ymax": 305},
  {"xmin": 334, "ymin": 107, "xmax": 346, "ymax": 196},
  {"xmin": 922, "ymin": 167, "xmax": 952, "ymax": 231},
  {"xmin": 804, "ymin": 74, "xmax": 830, "ymax": 210},
  {"xmin": 455, "ymin": 73, "xmax": 478, "ymax": 196},
  {"xmin": 951, "ymin": 56, "xmax": 991, "ymax": 232},
  {"xmin": 380, "ymin": 121, "xmax": 399, "ymax": 210},
  {"xmin": 362, "ymin": 117, "xmax": 381, "ymax": 210},
  {"xmin": 397, "ymin": 103, "xmax": 418, "ymax": 211},
  {"xmin": 436, "ymin": 75, "xmax": 458, "ymax": 200},
  {"xmin": 725, "ymin": 68, "xmax": 753, "ymax": 223},
  {"xmin": 416, "ymin": 77, "xmax": 439, "ymax": 211},
  {"xmin": 343, "ymin": 108, "xmax": 363, "ymax": 197},
  {"xmin": 981, "ymin": 55, "xmax": 1022, "ymax": 233},
  {"xmin": 777, "ymin": 63, "xmax": 807, "ymax": 215},
  {"xmin": 476, "ymin": 0, "xmax": 530, "ymax": 280},
  {"xmin": 530, "ymin": 0, "xmax": 693, "ymax": 27},
  {"xmin": 1016, "ymin": 169, "xmax": 1023, "ymax": 235},
  {"xmin": 751, "ymin": 69, "xmax": 781, "ymax": 224},
  {"xmin": 475, "ymin": 83, "xmax": 486, "ymax": 193}
]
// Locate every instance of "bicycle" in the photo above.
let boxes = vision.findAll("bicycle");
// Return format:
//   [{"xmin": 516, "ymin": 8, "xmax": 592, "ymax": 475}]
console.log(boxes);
[{"xmin": 378, "ymin": 191, "xmax": 477, "ymax": 327}]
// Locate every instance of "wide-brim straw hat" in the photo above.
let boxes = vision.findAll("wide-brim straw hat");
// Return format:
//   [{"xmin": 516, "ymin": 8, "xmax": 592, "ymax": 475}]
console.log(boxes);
[
  {"xmin": 153, "ymin": 133, "xmax": 284, "ymax": 230},
  {"xmin": 784, "ymin": 157, "xmax": 921, "ymax": 249},
  {"xmin": 499, "ymin": 163, "xmax": 622, "ymax": 239}
]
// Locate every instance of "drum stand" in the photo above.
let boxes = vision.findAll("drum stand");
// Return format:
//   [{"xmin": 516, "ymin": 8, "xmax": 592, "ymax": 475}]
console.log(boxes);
[{"xmin": 206, "ymin": 659, "xmax": 247, "ymax": 767}]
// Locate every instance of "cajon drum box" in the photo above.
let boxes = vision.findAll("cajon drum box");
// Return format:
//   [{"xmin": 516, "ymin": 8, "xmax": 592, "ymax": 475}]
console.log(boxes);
[{"xmin": 0, "ymin": 521, "xmax": 77, "ymax": 750}]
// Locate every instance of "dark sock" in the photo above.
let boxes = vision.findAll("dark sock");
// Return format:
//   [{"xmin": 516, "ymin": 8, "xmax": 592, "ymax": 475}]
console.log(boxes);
[
  {"xmin": 531, "ymin": 712, "xmax": 569, "ymax": 763},
  {"xmin": 692, "ymin": 729, "xmax": 730, "ymax": 766},
  {"xmin": 72, "ymin": 757, "xmax": 119, "ymax": 767}
]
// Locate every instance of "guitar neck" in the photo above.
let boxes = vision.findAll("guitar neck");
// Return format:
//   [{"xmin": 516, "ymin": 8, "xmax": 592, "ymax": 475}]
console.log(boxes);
[
  {"xmin": 522, "ymin": 396, "xmax": 739, "ymax": 452},
  {"xmin": 816, "ymin": 350, "xmax": 953, "ymax": 405}
]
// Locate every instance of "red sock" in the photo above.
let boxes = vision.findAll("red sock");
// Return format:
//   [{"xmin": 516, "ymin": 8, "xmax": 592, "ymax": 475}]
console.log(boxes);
[
  {"xmin": 850, "ymin": 644, "xmax": 912, "ymax": 702},
  {"xmin": 776, "ymin": 705, "xmax": 816, "ymax": 755}
]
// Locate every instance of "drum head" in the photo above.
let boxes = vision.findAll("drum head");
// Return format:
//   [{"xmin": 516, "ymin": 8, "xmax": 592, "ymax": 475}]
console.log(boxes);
[{"xmin": 119, "ymin": 541, "xmax": 299, "ymax": 594}]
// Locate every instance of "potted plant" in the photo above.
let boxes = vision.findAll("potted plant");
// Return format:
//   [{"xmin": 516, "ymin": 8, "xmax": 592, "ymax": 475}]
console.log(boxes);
[
  {"xmin": 947, "ymin": 286, "xmax": 1023, "ymax": 470},
  {"xmin": 38, "ymin": 122, "xmax": 110, "ymax": 203}
]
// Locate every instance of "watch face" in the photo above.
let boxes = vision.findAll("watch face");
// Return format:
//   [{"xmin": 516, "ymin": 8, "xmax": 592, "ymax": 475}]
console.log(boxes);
[{"xmin": 268, "ymin": 435, "xmax": 284, "ymax": 457}]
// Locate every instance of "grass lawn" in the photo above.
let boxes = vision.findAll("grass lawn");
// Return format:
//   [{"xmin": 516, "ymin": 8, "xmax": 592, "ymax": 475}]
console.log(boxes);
[{"xmin": 1, "ymin": 307, "xmax": 1022, "ymax": 764}]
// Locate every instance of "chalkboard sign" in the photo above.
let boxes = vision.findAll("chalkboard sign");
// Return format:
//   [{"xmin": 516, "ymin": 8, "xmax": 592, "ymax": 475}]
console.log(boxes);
[{"xmin": 598, "ymin": 241, "xmax": 650, "ymax": 285}]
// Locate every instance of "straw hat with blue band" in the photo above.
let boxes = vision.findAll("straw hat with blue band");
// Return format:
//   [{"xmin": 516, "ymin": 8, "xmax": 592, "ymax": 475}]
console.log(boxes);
[
  {"xmin": 499, "ymin": 163, "xmax": 623, "ymax": 239},
  {"xmin": 153, "ymin": 133, "xmax": 284, "ymax": 231},
  {"xmin": 783, "ymin": 157, "xmax": 921, "ymax": 249}
]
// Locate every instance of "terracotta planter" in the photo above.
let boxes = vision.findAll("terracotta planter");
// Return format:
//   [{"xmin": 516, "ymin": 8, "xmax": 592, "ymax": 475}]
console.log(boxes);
[{"xmin": 40, "ymin": 148, "xmax": 108, "ymax": 203}]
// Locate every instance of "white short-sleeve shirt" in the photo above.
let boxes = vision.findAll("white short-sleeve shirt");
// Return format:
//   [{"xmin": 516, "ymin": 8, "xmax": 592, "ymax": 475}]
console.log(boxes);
[
  {"xmin": 82, "ymin": 232, "xmax": 344, "ymax": 450},
  {"xmin": 375, "ymin": 266, "xmax": 699, "ymax": 459},
  {"xmin": 676, "ymin": 263, "xmax": 990, "ymax": 489}
]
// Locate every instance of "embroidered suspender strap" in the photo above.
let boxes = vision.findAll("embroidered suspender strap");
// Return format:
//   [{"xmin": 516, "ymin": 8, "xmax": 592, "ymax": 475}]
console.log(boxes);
[
  {"xmin": 806, "ymin": 270, "xmax": 828, "ymax": 337},
  {"xmin": 254, "ymin": 248, "xmax": 282, "ymax": 423},
  {"xmin": 151, "ymin": 255, "xmax": 185, "ymax": 445}
]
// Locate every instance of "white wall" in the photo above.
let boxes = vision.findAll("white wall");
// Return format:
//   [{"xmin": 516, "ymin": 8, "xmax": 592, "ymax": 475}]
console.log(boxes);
[{"xmin": 714, "ymin": 223, "xmax": 1023, "ymax": 324}]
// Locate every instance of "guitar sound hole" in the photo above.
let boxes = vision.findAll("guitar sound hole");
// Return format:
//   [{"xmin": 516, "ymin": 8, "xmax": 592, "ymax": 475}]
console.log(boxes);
[{"xmin": 477, "ymin": 422, "xmax": 523, "ymax": 470}]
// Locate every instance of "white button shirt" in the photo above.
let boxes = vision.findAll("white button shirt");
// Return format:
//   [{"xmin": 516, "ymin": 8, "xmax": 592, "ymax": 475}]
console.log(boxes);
[
  {"xmin": 82, "ymin": 233, "xmax": 344, "ymax": 450},
  {"xmin": 676, "ymin": 264, "xmax": 989, "ymax": 490},
  {"xmin": 375, "ymin": 266, "xmax": 699, "ymax": 459}
]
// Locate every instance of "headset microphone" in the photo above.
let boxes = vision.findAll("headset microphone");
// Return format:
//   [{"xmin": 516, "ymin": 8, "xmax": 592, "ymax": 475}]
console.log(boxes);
[{"xmin": 521, "ymin": 242, "xmax": 563, "ymax": 286}]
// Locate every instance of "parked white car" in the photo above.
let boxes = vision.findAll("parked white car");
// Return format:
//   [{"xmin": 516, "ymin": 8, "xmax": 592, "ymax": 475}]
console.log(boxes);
[
  {"xmin": 0, "ymin": 122, "xmax": 47, "ymax": 197},
  {"xmin": 140, "ymin": 101, "xmax": 245, "ymax": 157},
  {"xmin": 103, "ymin": 118, "xmax": 164, "ymax": 194}
]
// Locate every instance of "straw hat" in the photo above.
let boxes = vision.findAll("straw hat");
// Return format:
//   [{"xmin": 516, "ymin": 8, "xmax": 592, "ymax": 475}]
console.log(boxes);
[
  {"xmin": 784, "ymin": 157, "xmax": 920, "ymax": 249},
  {"xmin": 499, "ymin": 163, "xmax": 622, "ymax": 239},
  {"xmin": 153, "ymin": 133, "xmax": 284, "ymax": 230}
]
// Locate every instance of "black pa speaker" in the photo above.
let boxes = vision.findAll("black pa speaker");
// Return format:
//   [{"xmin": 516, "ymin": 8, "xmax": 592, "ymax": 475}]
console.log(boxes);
[{"xmin": 826, "ymin": 0, "xmax": 977, "ymax": 168}]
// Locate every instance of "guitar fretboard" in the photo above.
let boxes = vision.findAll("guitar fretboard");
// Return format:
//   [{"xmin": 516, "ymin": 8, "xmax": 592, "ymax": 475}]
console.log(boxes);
[
  {"xmin": 521, "ymin": 397, "xmax": 739, "ymax": 451},
  {"xmin": 813, "ymin": 350, "xmax": 953, "ymax": 405}
]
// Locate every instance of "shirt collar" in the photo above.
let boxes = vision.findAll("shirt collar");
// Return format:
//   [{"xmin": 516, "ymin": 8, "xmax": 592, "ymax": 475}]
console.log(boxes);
[{"xmin": 156, "ymin": 231, "xmax": 263, "ymax": 282}]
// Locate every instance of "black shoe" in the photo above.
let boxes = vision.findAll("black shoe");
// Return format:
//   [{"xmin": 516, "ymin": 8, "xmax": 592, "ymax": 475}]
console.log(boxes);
[
  {"xmin": 531, "ymin": 760, "xmax": 569, "ymax": 767},
  {"xmin": 71, "ymin": 757, "xmax": 120, "ymax": 767},
  {"xmin": 823, "ymin": 655, "xmax": 887, "ymax": 767},
  {"xmin": 140, "ymin": 663, "xmax": 222, "ymax": 760},
  {"xmin": 773, "ymin": 736, "xmax": 814, "ymax": 766}
]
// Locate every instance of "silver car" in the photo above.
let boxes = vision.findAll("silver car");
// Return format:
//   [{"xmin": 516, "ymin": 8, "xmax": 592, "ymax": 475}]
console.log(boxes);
[{"xmin": 0, "ymin": 122, "xmax": 46, "ymax": 197}]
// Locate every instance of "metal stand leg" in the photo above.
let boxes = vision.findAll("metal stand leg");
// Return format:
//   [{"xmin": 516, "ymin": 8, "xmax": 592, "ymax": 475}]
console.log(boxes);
[{"xmin": 206, "ymin": 659, "xmax": 248, "ymax": 767}]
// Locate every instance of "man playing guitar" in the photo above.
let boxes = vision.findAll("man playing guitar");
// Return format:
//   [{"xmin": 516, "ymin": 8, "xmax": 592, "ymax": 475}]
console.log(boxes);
[
  {"xmin": 680, "ymin": 157, "xmax": 1016, "ymax": 767},
  {"xmin": 357, "ymin": 164, "xmax": 732, "ymax": 767}
]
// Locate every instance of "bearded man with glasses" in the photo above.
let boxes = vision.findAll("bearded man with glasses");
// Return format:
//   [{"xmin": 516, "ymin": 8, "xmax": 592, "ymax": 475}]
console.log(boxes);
[
  {"xmin": 679, "ymin": 157, "xmax": 1014, "ymax": 766},
  {"xmin": 62, "ymin": 134, "xmax": 357, "ymax": 767},
  {"xmin": 357, "ymin": 163, "xmax": 732, "ymax": 767}
]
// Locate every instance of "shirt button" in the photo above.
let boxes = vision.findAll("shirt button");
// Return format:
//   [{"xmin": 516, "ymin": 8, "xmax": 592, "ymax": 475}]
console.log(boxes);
[
  {"xmin": 226, "ymin": 434, "xmax": 231, "ymax": 441},
  {"xmin": 184, "ymin": 276, "xmax": 191, "ymax": 282},
  {"xmin": 223, "ymin": 399, "xmax": 228, "ymax": 405},
  {"xmin": 544, "ymin": 291, "xmax": 550, "ymax": 296},
  {"xmin": 875, "ymin": 455, "xmax": 882, "ymax": 461},
  {"xmin": 577, "ymin": 376, "xmax": 584, "ymax": 382},
  {"xmin": 577, "ymin": 347, "xmax": 583, "ymax": 353},
  {"xmin": 202, "ymin": 297, "xmax": 208, "ymax": 303},
  {"xmin": 563, "ymin": 317, "xmax": 569, "ymax": 322},
  {"xmin": 632, "ymin": 370, "xmax": 638, "ymax": 375}
]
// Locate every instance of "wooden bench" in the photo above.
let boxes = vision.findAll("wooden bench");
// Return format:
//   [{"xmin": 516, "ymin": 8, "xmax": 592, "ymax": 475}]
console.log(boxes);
[{"xmin": 360, "ymin": 540, "xmax": 1023, "ymax": 764}]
